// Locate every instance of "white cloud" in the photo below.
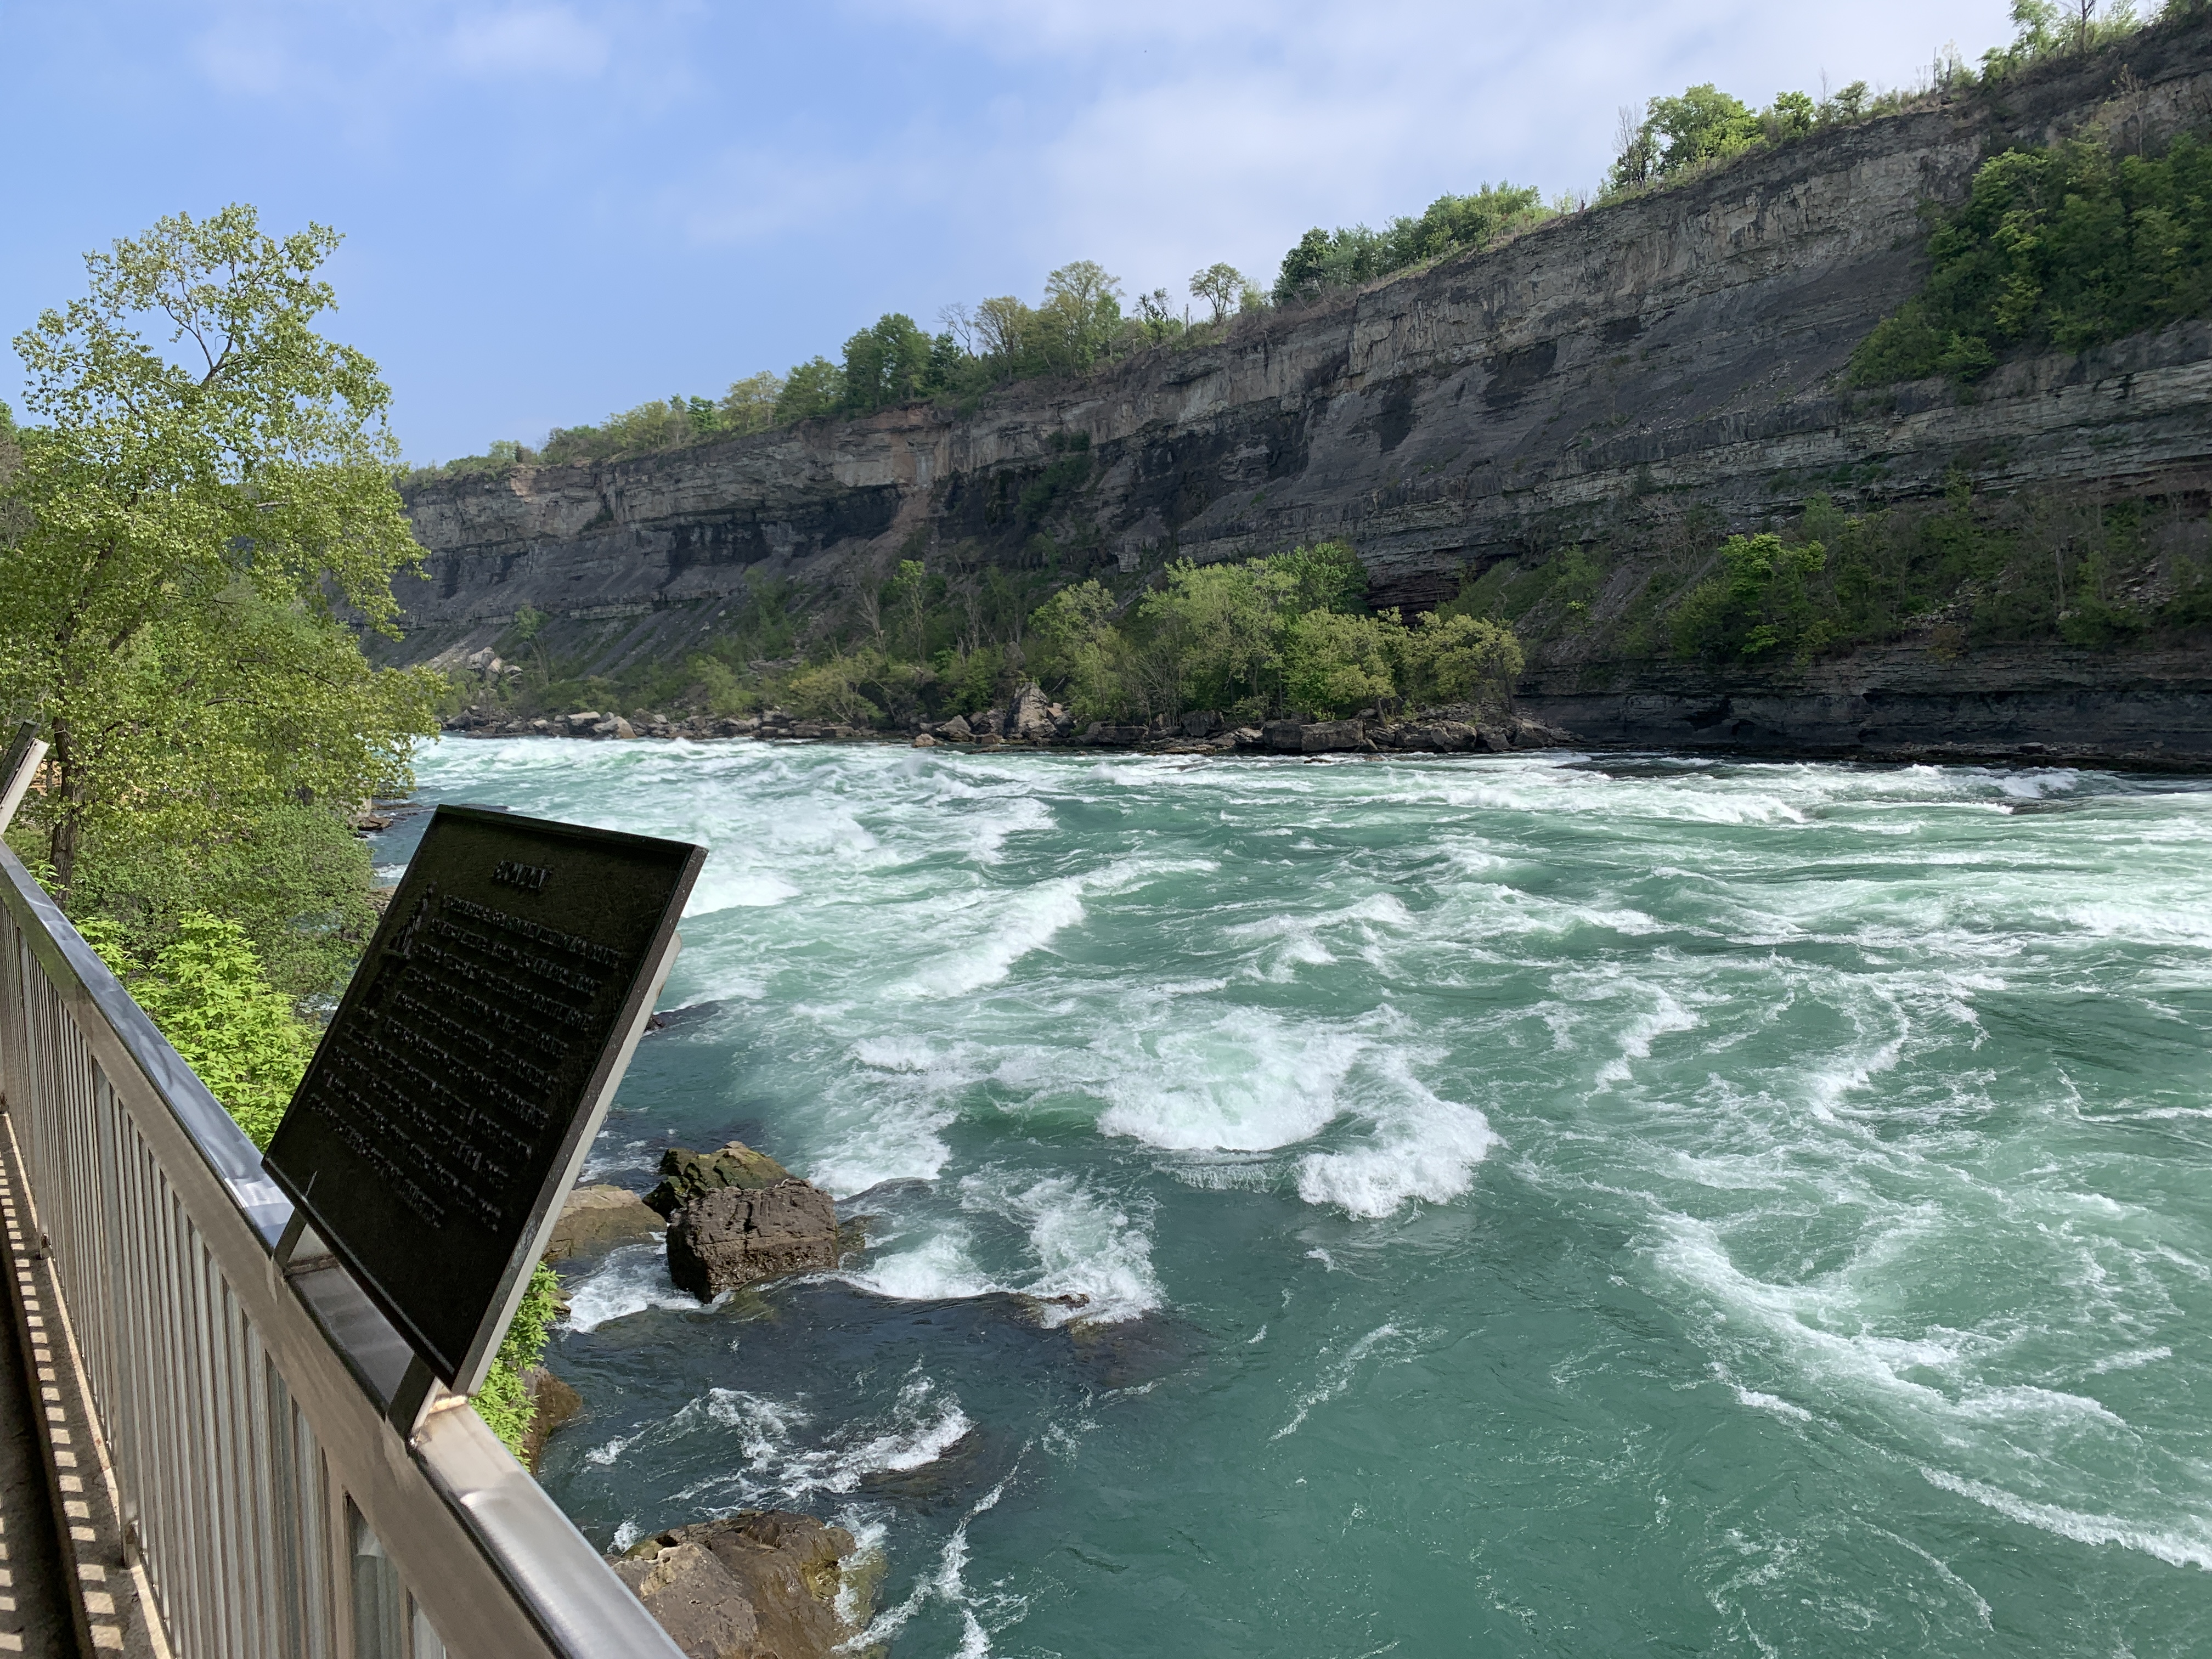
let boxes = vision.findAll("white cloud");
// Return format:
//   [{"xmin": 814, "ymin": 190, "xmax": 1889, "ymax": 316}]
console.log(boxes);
[
  {"xmin": 796, "ymin": 0, "xmax": 2014, "ymax": 299},
  {"xmin": 445, "ymin": 5, "xmax": 611, "ymax": 79}
]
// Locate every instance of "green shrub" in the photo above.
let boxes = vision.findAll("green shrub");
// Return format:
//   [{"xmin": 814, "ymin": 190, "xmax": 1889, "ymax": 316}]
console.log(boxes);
[
  {"xmin": 470, "ymin": 1263, "xmax": 564, "ymax": 1460},
  {"xmin": 81, "ymin": 912, "xmax": 316, "ymax": 1149},
  {"xmin": 1672, "ymin": 533, "xmax": 1831, "ymax": 663}
]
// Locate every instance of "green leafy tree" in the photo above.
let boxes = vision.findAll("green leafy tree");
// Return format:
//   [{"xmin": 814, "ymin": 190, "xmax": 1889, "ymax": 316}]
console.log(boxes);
[
  {"xmin": 1396, "ymin": 610, "xmax": 1525, "ymax": 706},
  {"xmin": 80, "ymin": 911, "xmax": 315, "ymax": 1149},
  {"xmin": 1137, "ymin": 559, "xmax": 1291, "ymax": 715},
  {"xmin": 1274, "ymin": 186, "xmax": 1550, "ymax": 303},
  {"xmin": 1642, "ymin": 84, "xmax": 1761, "ymax": 177},
  {"xmin": 1671, "ymin": 533, "xmax": 1831, "ymax": 661},
  {"xmin": 1, "ymin": 205, "xmax": 439, "ymax": 915},
  {"xmin": 1282, "ymin": 609, "xmax": 1397, "ymax": 716},
  {"xmin": 1190, "ymin": 263, "xmax": 1246, "ymax": 324},
  {"xmin": 773, "ymin": 357, "xmax": 846, "ymax": 423},
  {"xmin": 840, "ymin": 314, "xmax": 932, "ymax": 413},
  {"xmin": 718, "ymin": 370, "xmax": 783, "ymax": 435},
  {"xmin": 1028, "ymin": 580, "xmax": 1129, "ymax": 719},
  {"xmin": 1036, "ymin": 262, "xmax": 1124, "ymax": 375}
]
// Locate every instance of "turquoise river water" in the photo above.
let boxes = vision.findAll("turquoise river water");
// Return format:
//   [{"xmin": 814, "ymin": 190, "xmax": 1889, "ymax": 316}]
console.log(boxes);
[{"xmin": 373, "ymin": 741, "xmax": 2212, "ymax": 1657}]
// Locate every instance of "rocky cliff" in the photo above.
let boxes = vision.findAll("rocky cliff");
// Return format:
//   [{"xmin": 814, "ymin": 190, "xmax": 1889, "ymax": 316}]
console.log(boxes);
[{"xmin": 388, "ymin": 23, "xmax": 2212, "ymax": 765}]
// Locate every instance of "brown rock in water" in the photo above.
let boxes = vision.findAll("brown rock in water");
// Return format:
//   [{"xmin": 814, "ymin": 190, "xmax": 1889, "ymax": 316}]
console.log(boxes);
[
  {"xmin": 544, "ymin": 1184, "xmax": 662, "ymax": 1262},
  {"xmin": 644, "ymin": 1141, "xmax": 792, "ymax": 1218},
  {"xmin": 666, "ymin": 1180, "xmax": 838, "ymax": 1299},
  {"xmin": 521, "ymin": 1368, "xmax": 582, "ymax": 1471},
  {"xmin": 614, "ymin": 1510, "xmax": 867, "ymax": 1659}
]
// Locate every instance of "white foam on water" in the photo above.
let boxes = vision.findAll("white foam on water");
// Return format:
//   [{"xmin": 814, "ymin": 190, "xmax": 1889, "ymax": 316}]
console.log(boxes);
[
  {"xmin": 684, "ymin": 868, "xmax": 799, "ymax": 915},
  {"xmin": 806, "ymin": 1034, "xmax": 990, "ymax": 1195},
  {"xmin": 562, "ymin": 1242, "xmax": 692, "ymax": 1332},
  {"xmin": 643, "ymin": 1373, "xmax": 975, "ymax": 1514},
  {"xmin": 964, "ymin": 793, "xmax": 1053, "ymax": 864},
  {"xmin": 837, "ymin": 1228, "xmax": 1003, "ymax": 1303},
  {"xmin": 1919, "ymin": 1467, "xmax": 2212, "ymax": 1571},
  {"xmin": 893, "ymin": 856, "xmax": 1213, "ymax": 998},
  {"xmin": 1095, "ymin": 1012, "xmax": 1364, "ymax": 1152},
  {"xmin": 830, "ymin": 1509, "xmax": 889, "ymax": 1633},
  {"xmin": 1594, "ymin": 986, "xmax": 1703, "ymax": 1087},
  {"xmin": 850, "ymin": 1472, "xmax": 1016, "ymax": 1654},
  {"xmin": 960, "ymin": 1171, "xmax": 1165, "ymax": 1326},
  {"xmin": 2091, "ymin": 1346, "xmax": 2173, "ymax": 1373},
  {"xmin": 1295, "ymin": 1054, "xmax": 1498, "ymax": 1219},
  {"xmin": 1272, "ymin": 1323, "xmax": 1419, "ymax": 1440},
  {"xmin": 1733, "ymin": 1387, "xmax": 1814, "ymax": 1424}
]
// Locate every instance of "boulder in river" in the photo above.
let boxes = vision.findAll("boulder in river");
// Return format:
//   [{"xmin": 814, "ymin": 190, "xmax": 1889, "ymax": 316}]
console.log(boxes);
[
  {"xmin": 521, "ymin": 1368, "xmax": 583, "ymax": 1471},
  {"xmin": 1300, "ymin": 719, "xmax": 1364, "ymax": 753},
  {"xmin": 644, "ymin": 1141, "xmax": 793, "ymax": 1217},
  {"xmin": 1262, "ymin": 718, "xmax": 1305, "ymax": 753},
  {"xmin": 666, "ymin": 1179, "xmax": 840, "ymax": 1298},
  {"xmin": 545, "ymin": 1184, "xmax": 662, "ymax": 1262},
  {"xmin": 614, "ymin": 1510, "xmax": 871, "ymax": 1659},
  {"xmin": 1007, "ymin": 681, "xmax": 1056, "ymax": 741}
]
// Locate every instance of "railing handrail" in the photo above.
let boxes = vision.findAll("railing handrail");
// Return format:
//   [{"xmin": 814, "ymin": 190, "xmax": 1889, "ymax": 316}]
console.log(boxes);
[{"xmin": 0, "ymin": 843, "xmax": 684, "ymax": 1659}]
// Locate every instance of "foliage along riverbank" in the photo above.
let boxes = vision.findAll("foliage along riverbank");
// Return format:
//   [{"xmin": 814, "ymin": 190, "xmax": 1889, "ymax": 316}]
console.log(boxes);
[
  {"xmin": 0, "ymin": 208, "xmax": 560, "ymax": 1457},
  {"xmin": 449, "ymin": 540, "xmax": 1529, "ymax": 751}
]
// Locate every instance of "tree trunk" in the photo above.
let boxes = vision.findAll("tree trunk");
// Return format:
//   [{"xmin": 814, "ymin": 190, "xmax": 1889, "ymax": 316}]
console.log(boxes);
[{"xmin": 45, "ymin": 718, "xmax": 79, "ymax": 901}]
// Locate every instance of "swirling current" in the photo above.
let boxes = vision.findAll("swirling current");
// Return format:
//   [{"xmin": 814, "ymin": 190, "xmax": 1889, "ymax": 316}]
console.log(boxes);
[{"xmin": 371, "ymin": 740, "xmax": 2212, "ymax": 1657}]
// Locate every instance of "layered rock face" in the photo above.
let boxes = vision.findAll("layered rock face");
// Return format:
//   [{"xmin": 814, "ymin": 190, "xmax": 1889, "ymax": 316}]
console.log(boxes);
[{"xmin": 388, "ymin": 27, "xmax": 2212, "ymax": 761}]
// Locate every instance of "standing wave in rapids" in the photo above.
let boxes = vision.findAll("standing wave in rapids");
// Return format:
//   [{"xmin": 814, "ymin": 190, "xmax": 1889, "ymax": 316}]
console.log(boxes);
[{"xmin": 373, "ymin": 741, "xmax": 2212, "ymax": 1657}]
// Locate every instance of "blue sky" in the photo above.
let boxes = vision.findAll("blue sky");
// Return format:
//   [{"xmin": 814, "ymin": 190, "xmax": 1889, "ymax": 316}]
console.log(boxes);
[{"xmin": 5, "ymin": 0, "xmax": 2013, "ymax": 462}]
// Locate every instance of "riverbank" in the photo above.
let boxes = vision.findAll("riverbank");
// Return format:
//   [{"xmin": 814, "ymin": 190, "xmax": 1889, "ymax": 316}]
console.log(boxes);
[{"xmin": 438, "ymin": 696, "xmax": 1575, "ymax": 758}]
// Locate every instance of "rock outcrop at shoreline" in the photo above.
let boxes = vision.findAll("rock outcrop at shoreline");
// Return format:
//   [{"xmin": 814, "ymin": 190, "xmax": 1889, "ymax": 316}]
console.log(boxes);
[
  {"xmin": 441, "ymin": 685, "xmax": 1569, "ymax": 758},
  {"xmin": 613, "ymin": 1511, "xmax": 873, "ymax": 1659}
]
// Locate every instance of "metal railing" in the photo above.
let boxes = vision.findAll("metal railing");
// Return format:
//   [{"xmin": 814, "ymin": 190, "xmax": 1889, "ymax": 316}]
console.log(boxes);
[{"xmin": 0, "ymin": 843, "xmax": 684, "ymax": 1659}]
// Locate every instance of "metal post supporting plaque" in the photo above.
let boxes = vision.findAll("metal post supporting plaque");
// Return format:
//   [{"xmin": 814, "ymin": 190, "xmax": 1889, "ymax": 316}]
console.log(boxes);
[
  {"xmin": 263, "ymin": 805, "xmax": 705, "ymax": 1428},
  {"xmin": 0, "ymin": 722, "xmax": 48, "ymax": 836}
]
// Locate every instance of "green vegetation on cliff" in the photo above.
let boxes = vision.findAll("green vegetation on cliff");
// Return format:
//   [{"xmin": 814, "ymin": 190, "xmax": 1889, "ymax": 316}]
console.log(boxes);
[
  {"xmin": 408, "ymin": 1, "xmax": 2209, "ymax": 483},
  {"xmin": 1455, "ymin": 477, "xmax": 2212, "ymax": 670},
  {"xmin": 1850, "ymin": 133, "xmax": 2212, "ymax": 386}
]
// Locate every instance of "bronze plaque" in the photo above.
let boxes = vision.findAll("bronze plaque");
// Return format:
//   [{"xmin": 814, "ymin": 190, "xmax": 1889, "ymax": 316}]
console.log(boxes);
[{"xmin": 264, "ymin": 805, "xmax": 704, "ymax": 1390}]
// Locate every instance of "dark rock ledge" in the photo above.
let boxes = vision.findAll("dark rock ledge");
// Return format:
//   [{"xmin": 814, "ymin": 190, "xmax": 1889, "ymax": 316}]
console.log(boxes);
[{"xmin": 439, "ymin": 680, "xmax": 1568, "ymax": 758}]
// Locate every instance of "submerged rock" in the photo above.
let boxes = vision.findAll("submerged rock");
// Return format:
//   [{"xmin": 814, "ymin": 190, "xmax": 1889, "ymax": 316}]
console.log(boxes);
[
  {"xmin": 545, "ymin": 1184, "xmax": 662, "ymax": 1262},
  {"xmin": 666, "ymin": 1179, "xmax": 839, "ymax": 1299},
  {"xmin": 520, "ymin": 1368, "xmax": 582, "ymax": 1471},
  {"xmin": 615, "ymin": 1510, "xmax": 870, "ymax": 1659},
  {"xmin": 645, "ymin": 1141, "xmax": 793, "ymax": 1218}
]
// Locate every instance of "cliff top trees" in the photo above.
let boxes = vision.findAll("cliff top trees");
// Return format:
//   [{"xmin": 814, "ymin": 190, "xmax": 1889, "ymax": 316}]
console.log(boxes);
[
  {"xmin": 1272, "ymin": 184, "xmax": 1551, "ymax": 304},
  {"xmin": 0, "ymin": 205, "xmax": 437, "ymax": 986}
]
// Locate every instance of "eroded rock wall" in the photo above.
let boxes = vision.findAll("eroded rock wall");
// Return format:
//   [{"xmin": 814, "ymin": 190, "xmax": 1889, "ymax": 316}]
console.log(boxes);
[{"xmin": 387, "ymin": 24, "xmax": 2212, "ymax": 761}]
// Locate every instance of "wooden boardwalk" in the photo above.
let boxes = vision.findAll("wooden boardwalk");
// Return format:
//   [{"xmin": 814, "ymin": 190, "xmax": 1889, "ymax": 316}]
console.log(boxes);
[{"xmin": 0, "ymin": 1235, "xmax": 75, "ymax": 1656}]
